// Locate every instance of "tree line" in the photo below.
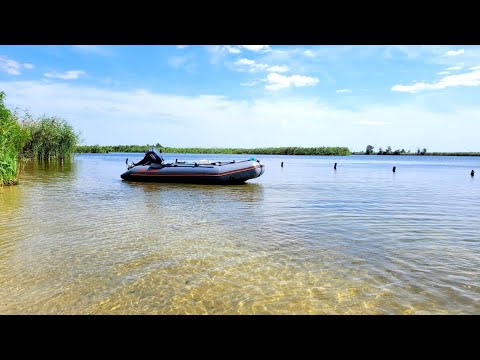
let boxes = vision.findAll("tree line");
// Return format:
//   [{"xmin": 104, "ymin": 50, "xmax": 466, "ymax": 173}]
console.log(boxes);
[
  {"xmin": 364, "ymin": 145, "xmax": 427, "ymax": 155},
  {"xmin": 76, "ymin": 145, "xmax": 351, "ymax": 156}
]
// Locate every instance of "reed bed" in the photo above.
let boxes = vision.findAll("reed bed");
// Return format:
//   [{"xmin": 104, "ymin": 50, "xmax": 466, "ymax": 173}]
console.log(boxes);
[
  {"xmin": 0, "ymin": 92, "xmax": 28, "ymax": 185},
  {"xmin": 1, "ymin": 91, "xmax": 80, "ymax": 185}
]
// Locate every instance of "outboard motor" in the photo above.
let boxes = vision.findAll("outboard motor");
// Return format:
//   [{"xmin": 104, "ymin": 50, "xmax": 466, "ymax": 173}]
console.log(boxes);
[{"xmin": 131, "ymin": 148, "xmax": 165, "ymax": 168}]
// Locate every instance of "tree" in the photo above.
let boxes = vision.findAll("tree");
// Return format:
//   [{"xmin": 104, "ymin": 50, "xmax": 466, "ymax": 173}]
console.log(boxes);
[
  {"xmin": 385, "ymin": 146, "xmax": 392, "ymax": 154},
  {"xmin": 365, "ymin": 145, "xmax": 374, "ymax": 155},
  {"xmin": 421, "ymin": 148, "xmax": 427, "ymax": 155},
  {"xmin": 417, "ymin": 147, "xmax": 421, "ymax": 155},
  {"xmin": 378, "ymin": 147, "xmax": 383, "ymax": 155}
]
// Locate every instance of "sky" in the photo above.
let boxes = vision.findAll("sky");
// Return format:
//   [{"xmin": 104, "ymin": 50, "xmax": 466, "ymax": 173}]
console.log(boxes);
[{"xmin": 1, "ymin": 45, "xmax": 480, "ymax": 152}]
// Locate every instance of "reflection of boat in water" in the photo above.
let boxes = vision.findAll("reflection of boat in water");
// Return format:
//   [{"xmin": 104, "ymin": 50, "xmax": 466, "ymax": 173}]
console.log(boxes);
[{"xmin": 120, "ymin": 149, "xmax": 265, "ymax": 184}]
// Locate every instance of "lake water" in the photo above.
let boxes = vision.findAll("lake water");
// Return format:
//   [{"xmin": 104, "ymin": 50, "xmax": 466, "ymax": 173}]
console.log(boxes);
[{"xmin": 0, "ymin": 153, "xmax": 479, "ymax": 314}]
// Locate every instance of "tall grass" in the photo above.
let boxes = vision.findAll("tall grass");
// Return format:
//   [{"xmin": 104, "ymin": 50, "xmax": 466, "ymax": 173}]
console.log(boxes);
[
  {"xmin": 0, "ymin": 92, "xmax": 28, "ymax": 186},
  {"xmin": 21, "ymin": 115, "xmax": 80, "ymax": 161}
]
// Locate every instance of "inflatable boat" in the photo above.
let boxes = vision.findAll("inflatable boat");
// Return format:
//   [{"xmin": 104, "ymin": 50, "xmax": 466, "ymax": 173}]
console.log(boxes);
[{"xmin": 120, "ymin": 149, "xmax": 265, "ymax": 184}]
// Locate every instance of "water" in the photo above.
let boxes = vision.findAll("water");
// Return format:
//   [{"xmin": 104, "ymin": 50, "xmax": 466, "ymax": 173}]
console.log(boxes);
[{"xmin": 0, "ymin": 153, "xmax": 479, "ymax": 314}]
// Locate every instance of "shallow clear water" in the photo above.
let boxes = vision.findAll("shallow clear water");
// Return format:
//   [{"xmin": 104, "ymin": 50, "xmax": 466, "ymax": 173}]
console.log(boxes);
[{"xmin": 0, "ymin": 153, "xmax": 479, "ymax": 314}]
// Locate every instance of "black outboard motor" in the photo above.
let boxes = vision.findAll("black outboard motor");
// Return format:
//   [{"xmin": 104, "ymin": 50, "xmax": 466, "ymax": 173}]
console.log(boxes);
[{"xmin": 133, "ymin": 148, "xmax": 164, "ymax": 167}]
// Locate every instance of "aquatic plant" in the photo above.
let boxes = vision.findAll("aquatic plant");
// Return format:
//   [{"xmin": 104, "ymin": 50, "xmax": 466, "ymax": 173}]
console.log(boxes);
[
  {"xmin": 21, "ymin": 115, "xmax": 80, "ymax": 161},
  {"xmin": 0, "ymin": 92, "xmax": 28, "ymax": 185}
]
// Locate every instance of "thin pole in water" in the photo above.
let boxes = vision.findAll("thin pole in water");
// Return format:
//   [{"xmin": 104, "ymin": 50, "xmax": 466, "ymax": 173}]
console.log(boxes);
[
  {"xmin": 393, "ymin": 166, "xmax": 396, "ymax": 172},
  {"xmin": 334, "ymin": 163, "xmax": 337, "ymax": 170},
  {"xmin": 281, "ymin": 162, "xmax": 284, "ymax": 167}
]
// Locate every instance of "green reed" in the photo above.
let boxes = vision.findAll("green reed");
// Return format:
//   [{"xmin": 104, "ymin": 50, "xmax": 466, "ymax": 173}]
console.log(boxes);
[
  {"xmin": 21, "ymin": 115, "xmax": 80, "ymax": 161},
  {"xmin": 0, "ymin": 92, "xmax": 28, "ymax": 185}
]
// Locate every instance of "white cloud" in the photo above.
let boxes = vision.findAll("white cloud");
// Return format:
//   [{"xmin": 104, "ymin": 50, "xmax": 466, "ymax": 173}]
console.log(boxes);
[
  {"xmin": 176, "ymin": 45, "xmax": 189, "ymax": 49},
  {"xmin": 444, "ymin": 49, "xmax": 464, "ymax": 56},
  {"xmin": 265, "ymin": 73, "xmax": 319, "ymax": 91},
  {"xmin": 0, "ymin": 55, "xmax": 34, "ymax": 75},
  {"xmin": 303, "ymin": 49, "xmax": 315, "ymax": 57},
  {"xmin": 437, "ymin": 71, "xmax": 450, "ymax": 75},
  {"xmin": 469, "ymin": 65, "xmax": 480, "ymax": 70},
  {"xmin": 239, "ymin": 45, "xmax": 270, "ymax": 52},
  {"xmin": 234, "ymin": 58, "xmax": 268, "ymax": 72},
  {"xmin": 72, "ymin": 45, "xmax": 112, "ymax": 56},
  {"xmin": 224, "ymin": 45, "xmax": 241, "ymax": 54},
  {"xmin": 446, "ymin": 65, "xmax": 463, "ymax": 71},
  {"xmin": 3, "ymin": 80, "xmax": 480, "ymax": 151},
  {"xmin": 266, "ymin": 65, "xmax": 289, "ymax": 73},
  {"xmin": 44, "ymin": 70, "xmax": 86, "ymax": 80},
  {"xmin": 336, "ymin": 89, "xmax": 352, "ymax": 94},
  {"xmin": 391, "ymin": 68, "xmax": 480, "ymax": 93}
]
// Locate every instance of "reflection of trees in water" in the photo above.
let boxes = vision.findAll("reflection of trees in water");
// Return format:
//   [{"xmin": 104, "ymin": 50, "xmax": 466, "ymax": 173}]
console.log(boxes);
[{"xmin": 21, "ymin": 159, "xmax": 77, "ymax": 184}]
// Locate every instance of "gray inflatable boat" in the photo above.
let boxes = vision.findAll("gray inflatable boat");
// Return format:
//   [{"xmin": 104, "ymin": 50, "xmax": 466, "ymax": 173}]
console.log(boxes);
[{"xmin": 121, "ymin": 149, "xmax": 265, "ymax": 184}]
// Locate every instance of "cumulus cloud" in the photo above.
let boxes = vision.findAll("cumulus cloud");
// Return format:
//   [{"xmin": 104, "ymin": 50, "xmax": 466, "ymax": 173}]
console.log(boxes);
[
  {"xmin": 224, "ymin": 45, "xmax": 241, "ymax": 54},
  {"xmin": 266, "ymin": 65, "xmax": 289, "ymax": 73},
  {"xmin": 2, "ymin": 80, "xmax": 480, "ymax": 150},
  {"xmin": 265, "ymin": 73, "xmax": 319, "ymax": 91},
  {"xmin": 234, "ymin": 58, "xmax": 269, "ymax": 72},
  {"xmin": 0, "ymin": 55, "xmax": 35, "ymax": 75},
  {"xmin": 336, "ymin": 89, "xmax": 352, "ymax": 94},
  {"xmin": 437, "ymin": 71, "xmax": 450, "ymax": 75},
  {"xmin": 44, "ymin": 70, "xmax": 86, "ymax": 80},
  {"xmin": 176, "ymin": 45, "xmax": 189, "ymax": 49},
  {"xmin": 444, "ymin": 49, "xmax": 464, "ymax": 56},
  {"xmin": 239, "ymin": 45, "xmax": 270, "ymax": 52},
  {"xmin": 391, "ymin": 68, "xmax": 480, "ymax": 93}
]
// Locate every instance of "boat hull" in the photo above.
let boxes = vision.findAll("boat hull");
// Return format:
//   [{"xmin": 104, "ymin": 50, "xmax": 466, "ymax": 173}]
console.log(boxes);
[{"xmin": 121, "ymin": 159, "xmax": 265, "ymax": 184}]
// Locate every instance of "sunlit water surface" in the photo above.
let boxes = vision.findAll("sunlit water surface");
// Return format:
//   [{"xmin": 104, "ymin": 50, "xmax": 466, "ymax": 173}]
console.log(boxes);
[{"xmin": 0, "ymin": 153, "xmax": 479, "ymax": 314}]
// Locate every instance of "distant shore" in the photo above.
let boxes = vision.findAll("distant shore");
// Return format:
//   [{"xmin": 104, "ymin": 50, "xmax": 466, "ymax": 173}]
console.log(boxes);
[
  {"xmin": 76, "ymin": 145, "xmax": 351, "ymax": 156},
  {"xmin": 351, "ymin": 152, "xmax": 480, "ymax": 156},
  {"xmin": 75, "ymin": 145, "xmax": 480, "ymax": 157}
]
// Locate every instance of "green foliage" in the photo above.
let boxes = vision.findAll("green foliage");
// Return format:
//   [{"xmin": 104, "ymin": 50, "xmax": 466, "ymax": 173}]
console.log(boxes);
[
  {"xmin": 76, "ymin": 145, "xmax": 351, "ymax": 156},
  {"xmin": 0, "ymin": 92, "xmax": 28, "ymax": 185},
  {"xmin": 365, "ymin": 145, "xmax": 374, "ymax": 155},
  {"xmin": 21, "ymin": 115, "xmax": 80, "ymax": 160}
]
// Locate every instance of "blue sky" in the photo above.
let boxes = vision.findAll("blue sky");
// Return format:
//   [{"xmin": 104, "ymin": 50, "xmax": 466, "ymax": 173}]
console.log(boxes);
[{"xmin": 1, "ymin": 45, "xmax": 480, "ymax": 151}]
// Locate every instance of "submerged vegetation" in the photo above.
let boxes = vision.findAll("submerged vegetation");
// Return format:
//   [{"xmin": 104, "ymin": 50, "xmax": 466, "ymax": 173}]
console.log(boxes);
[
  {"xmin": 76, "ymin": 145, "xmax": 351, "ymax": 156},
  {"xmin": 0, "ymin": 91, "xmax": 80, "ymax": 185}
]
